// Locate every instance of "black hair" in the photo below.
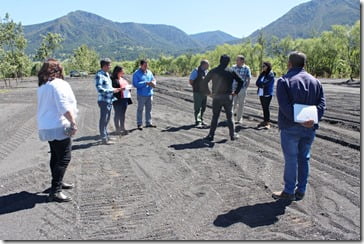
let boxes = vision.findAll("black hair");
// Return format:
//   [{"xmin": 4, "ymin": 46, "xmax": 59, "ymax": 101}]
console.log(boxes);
[
  {"xmin": 288, "ymin": 51, "xmax": 306, "ymax": 68},
  {"xmin": 219, "ymin": 54, "xmax": 230, "ymax": 68},
  {"xmin": 262, "ymin": 61, "xmax": 272, "ymax": 76},
  {"xmin": 140, "ymin": 59, "xmax": 148, "ymax": 66},
  {"xmin": 111, "ymin": 65, "xmax": 123, "ymax": 81}
]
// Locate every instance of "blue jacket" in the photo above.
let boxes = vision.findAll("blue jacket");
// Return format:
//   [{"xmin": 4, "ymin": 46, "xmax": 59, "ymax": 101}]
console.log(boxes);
[
  {"xmin": 256, "ymin": 71, "xmax": 275, "ymax": 96},
  {"xmin": 276, "ymin": 68, "xmax": 326, "ymax": 129},
  {"xmin": 132, "ymin": 68, "xmax": 155, "ymax": 96}
]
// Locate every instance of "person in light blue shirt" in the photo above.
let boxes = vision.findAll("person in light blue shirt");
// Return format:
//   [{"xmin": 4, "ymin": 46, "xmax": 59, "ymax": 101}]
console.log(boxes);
[
  {"xmin": 189, "ymin": 60, "xmax": 209, "ymax": 128},
  {"xmin": 132, "ymin": 59, "xmax": 157, "ymax": 130}
]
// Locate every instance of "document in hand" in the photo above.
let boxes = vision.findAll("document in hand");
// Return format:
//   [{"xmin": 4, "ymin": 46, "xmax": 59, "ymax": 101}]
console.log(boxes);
[
  {"xmin": 123, "ymin": 84, "xmax": 133, "ymax": 98},
  {"xmin": 293, "ymin": 104, "xmax": 318, "ymax": 124}
]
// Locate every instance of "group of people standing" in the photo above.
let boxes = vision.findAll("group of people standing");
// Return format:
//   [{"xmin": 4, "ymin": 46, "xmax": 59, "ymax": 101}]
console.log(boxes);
[
  {"xmin": 95, "ymin": 58, "xmax": 157, "ymax": 145},
  {"xmin": 189, "ymin": 54, "xmax": 275, "ymax": 137},
  {"xmin": 189, "ymin": 52, "xmax": 325, "ymax": 201},
  {"xmin": 36, "ymin": 51, "xmax": 325, "ymax": 203}
]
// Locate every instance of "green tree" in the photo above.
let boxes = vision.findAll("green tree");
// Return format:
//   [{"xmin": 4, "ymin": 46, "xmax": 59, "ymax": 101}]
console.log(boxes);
[
  {"xmin": 35, "ymin": 32, "xmax": 64, "ymax": 61},
  {"xmin": 257, "ymin": 31, "xmax": 266, "ymax": 69},
  {"xmin": 0, "ymin": 13, "xmax": 31, "ymax": 87},
  {"xmin": 331, "ymin": 22, "xmax": 360, "ymax": 81},
  {"xmin": 69, "ymin": 45, "xmax": 99, "ymax": 73}
]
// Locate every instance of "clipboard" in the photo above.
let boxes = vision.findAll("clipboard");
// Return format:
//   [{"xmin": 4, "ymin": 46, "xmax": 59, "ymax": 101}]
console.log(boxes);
[{"xmin": 293, "ymin": 104, "xmax": 318, "ymax": 124}]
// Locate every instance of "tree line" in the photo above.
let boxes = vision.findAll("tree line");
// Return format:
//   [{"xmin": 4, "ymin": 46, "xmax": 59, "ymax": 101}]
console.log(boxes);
[{"xmin": 0, "ymin": 13, "xmax": 360, "ymax": 87}]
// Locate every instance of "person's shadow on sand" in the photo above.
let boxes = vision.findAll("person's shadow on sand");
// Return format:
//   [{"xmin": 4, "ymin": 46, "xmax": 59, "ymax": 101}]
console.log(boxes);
[
  {"xmin": 0, "ymin": 191, "xmax": 48, "ymax": 215},
  {"xmin": 162, "ymin": 124, "xmax": 199, "ymax": 132},
  {"xmin": 73, "ymin": 135, "xmax": 100, "ymax": 142},
  {"xmin": 213, "ymin": 199, "xmax": 291, "ymax": 228},
  {"xmin": 169, "ymin": 138, "xmax": 227, "ymax": 150}
]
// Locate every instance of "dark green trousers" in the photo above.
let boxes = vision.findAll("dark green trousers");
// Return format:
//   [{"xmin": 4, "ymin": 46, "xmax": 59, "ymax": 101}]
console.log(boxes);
[{"xmin": 193, "ymin": 92, "xmax": 207, "ymax": 124}]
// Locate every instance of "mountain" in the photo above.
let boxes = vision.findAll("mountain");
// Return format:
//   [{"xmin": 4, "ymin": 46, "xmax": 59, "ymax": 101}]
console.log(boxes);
[
  {"xmin": 23, "ymin": 10, "xmax": 236, "ymax": 60},
  {"xmin": 246, "ymin": 0, "xmax": 360, "ymax": 41},
  {"xmin": 190, "ymin": 31, "xmax": 239, "ymax": 47}
]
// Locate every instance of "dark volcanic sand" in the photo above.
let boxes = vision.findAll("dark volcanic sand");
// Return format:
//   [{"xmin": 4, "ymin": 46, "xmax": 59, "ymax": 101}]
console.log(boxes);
[{"xmin": 0, "ymin": 76, "xmax": 360, "ymax": 240}]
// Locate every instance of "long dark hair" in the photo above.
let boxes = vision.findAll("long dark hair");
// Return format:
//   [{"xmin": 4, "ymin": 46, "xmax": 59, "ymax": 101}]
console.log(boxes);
[
  {"xmin": 111, "ymin": 65, "xmax": 123, "ymax": 82},
  {"xmin": 261, "ymin": 61, "xmax": 272, "ymax": 77},
  {"xmin": 37, "ymin": 58, "xmax": 64, "ymax": 86}
]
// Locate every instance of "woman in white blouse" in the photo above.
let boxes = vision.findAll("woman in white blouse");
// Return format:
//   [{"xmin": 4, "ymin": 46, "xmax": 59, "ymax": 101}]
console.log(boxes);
[{"xmin": 37, "ymin": 58, "xmax": 78, "ymax": 202}]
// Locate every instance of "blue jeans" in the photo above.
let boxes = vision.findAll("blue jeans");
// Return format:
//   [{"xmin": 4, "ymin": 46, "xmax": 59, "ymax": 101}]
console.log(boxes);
[
  {"xmin": 98, "ymin": 101, "xmax": 112, "ymax": 141},
  {"xmin": 137, "ymin": 95, "xmax": 152, "ymax": 126},
  {"xmin": 280, "ymin": 125, "xmax": 316, "ymax": 194}
]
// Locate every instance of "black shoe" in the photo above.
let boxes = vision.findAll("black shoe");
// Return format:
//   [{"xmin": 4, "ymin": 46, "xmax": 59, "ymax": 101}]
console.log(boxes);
[
  {"xmin": 272, "ymin": 191, "xmax": 295, "ymax": 201},
  {"xmin": 295, "ymin": 191, "xmax": 305, "ymax": 201},
  {"xmin": 137, "ymin": 125, "xmax": 143, "ymax": 130},
  {"xmin": 48, "ymin": 192, "xmax": 72, "ymax": 202},
  {"xmin": 62, "ymin": 182, "xmax": 74, "ymax": 190},
  {"xmin": 204, "ymin": 134, "xmax": 214, "ymax": 141},
  {"xmin": 146, "ymin": 124, "xmax": 157, "ymax": 128},
  {"xmin": 231, "ymin": 133, "xmax": 240, "ymax": 141},
  {"xmin": 120, "ymin": 130, "xmax": 129, "ymax": 136}
]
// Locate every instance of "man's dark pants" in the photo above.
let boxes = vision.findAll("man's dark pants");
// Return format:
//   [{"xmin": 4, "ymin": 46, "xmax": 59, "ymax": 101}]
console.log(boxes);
[
  {"xmin": 208, "ymin": 94, "xmax": 235, "ymax": 138},
  {"xmin": 193, "ymin": 92, "xmax": 207, "ymax": 124}
]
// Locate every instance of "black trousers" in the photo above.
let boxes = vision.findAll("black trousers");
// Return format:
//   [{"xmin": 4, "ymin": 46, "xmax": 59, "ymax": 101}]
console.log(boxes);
[
  {"xmin": 259, "ymin": 95, "xmax": 272, "ymax": 122},
  {"xmin": 209, "ymin": 94, "xmax": 234, "ymax": 138},
  {"xmin": 113, "ymin": 99, "xmax": 128, "ymax": 131},
  {"xmin": 48, "ymin": 138, "xmax": 72, "ymax": 193}
]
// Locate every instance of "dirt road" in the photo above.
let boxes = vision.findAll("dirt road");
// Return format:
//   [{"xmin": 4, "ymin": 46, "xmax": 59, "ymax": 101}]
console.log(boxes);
[{"xmin": 0, "ymin": 76, "xmax": 360, "ymax": 240}]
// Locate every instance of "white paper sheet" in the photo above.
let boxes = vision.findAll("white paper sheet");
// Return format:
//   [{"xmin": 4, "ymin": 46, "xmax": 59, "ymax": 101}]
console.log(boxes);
[
  {"xmin": 122, "ymin": 84, "xmax": 133, "ymax": 98},
  {"xmin": 293, "ymin": 104, "xmax": 318, "ymax": 124},
  {"xmin": 258, "ymin": 88, "xmax": 264, "ymax": 96}
]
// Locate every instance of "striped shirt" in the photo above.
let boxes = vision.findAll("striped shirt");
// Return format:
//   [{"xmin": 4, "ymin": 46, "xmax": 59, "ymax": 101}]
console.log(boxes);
[
  {"xmin": 95, "ymin": 70, "xmax": 115, "ymax": 104},
  {"xmin": 232, "ymin": 64, "xmax": 251, "ymax": 91}
]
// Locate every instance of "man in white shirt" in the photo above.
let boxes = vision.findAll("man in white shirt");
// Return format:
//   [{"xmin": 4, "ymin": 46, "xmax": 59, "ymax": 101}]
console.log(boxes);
[{"xmin": 232, "ymin": 55, "xmax": 251, "ymax": 125}]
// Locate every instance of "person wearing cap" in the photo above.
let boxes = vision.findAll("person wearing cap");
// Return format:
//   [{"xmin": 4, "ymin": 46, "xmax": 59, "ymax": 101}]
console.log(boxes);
[
  {"xmin": 189, "ymin": 59, "xmax": 209, "ymax": 128},
  {"xmin": 95, "ymin": 58, "xmax": 121, "ymax": 145},
  {"xmin": 231, "ymin": 55, "xmax": 251, "ymax": 125},
  {"xmin": 201, "ymin": 54, "xmax": 245, "ymax": 141}
]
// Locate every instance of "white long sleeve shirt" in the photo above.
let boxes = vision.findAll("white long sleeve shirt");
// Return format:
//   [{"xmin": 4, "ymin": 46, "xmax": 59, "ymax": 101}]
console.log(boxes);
[{"xmin": 37, "ymin": 78, "xmax": 78, "ymax": 141}]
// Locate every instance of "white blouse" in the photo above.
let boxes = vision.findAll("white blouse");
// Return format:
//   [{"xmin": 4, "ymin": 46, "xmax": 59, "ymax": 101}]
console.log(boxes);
[{"xmin": 37, "ymin": 78, "xmax": 78, "ymax": 141}]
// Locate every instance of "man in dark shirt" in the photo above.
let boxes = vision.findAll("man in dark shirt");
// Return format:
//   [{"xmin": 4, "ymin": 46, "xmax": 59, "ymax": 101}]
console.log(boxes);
[
  {"xmin": 273, "ymin": 51, "xmax": 326, "ymax": 201},
  {"xmin": 202, "ymin": 54, "xmax": 245, "ymax": 141},
  {"xmin": 189, "ymin": 60, "xmax": 209, "ymax": 128}
]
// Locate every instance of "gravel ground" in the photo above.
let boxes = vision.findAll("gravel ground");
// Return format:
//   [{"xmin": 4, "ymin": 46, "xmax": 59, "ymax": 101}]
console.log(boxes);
[{"xmin": 0, "ymin": 75, "xmax": 360, "ymax": 240}]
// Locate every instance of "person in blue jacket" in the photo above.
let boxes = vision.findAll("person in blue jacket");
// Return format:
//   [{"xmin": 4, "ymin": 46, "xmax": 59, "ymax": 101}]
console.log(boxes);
[
  {"xmin": 132, "ymin": 59, "xmax": 157, "ymax": 130},
  {"xmin": 256, "ymin": 61, "xmax": 275, "ymax": 129},
  {"xmin": 272, "ymin": 51, "xmax": 326, "ymax": 201}
]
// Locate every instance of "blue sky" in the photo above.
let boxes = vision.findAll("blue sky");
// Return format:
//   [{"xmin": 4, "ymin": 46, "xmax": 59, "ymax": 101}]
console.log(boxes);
[{"xmin": 0, "ymin": 0, "xmax": 311, "ymax": 38}]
